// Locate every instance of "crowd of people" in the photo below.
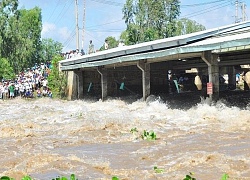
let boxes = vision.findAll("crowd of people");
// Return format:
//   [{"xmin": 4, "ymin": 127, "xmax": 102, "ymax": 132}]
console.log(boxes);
[
  {"xmin": 62, "ymin": 39, "xmax": 126, "ymax": 60},
  {"xmin": 0, "ymin": 61, "xmax": 53, "ymax": 100}
]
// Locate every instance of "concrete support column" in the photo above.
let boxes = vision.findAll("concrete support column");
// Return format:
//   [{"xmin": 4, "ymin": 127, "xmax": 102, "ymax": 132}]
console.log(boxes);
[
  {"xmin": 137, "ymin": 60, "xmax": 150, "ymax": 101},
  {"xmin": 227, "ymin": 66, "xmax": 236, "ymax": 90},
  {"xmin": 67, "ymin": 71, "xmax": 78, "ymax": 100},
  {"xmin": 97, "ymin": 67, "xmax": 108, "ymax": 101},
  {"xmin": 202, "ymin": 51, "xmax": 220, "ymax": 102},
  {"xmin": 75, "ymin": 70, "xmax": 84, "ymax": 99}
]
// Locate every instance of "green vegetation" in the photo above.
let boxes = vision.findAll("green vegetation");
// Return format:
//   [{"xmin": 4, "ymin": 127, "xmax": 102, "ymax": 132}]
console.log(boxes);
[
  {"xmin": 0, "ymin": 0, "xmax": 43, "ymax": 73},
  {"xmin": 0, "ymin": 0, "xmax": 63, "ymax": 77},
  {"xmin": 153, "ymin": 166, "xmax": 164, "ymax": 173},
  {"xmin": 47, "ymin": 55, "xmax": 67, "ymax": 98},
  {"xmin": 130, "ymin": 128, "xmax": 156, "ymax": 140},
  {"xmin": 0, "ymin": 58, "xmax": 15, "ymax": 80},
  {"xmin": 99, "ymin": 36, "xmax": 119, "ymax": 51},
  {"xmin": 141, "ymin": 130, "xmax": 157, "ymax": 140},
  {"xmin": 175, "ymin": 18, "xmax": 206, "ymax": 36},
  {"xmin": 111, "ymin": 176, "xmax": 120, "ymax": 180},
  {"xmin": 221, "ymin": 173, "xmax": 229, "ymax": 180},
  {"xmin": 0, "ymin": 174, "xmax": 77, "ymax": 180},
  {"xmin": 130, "ymin": 127, "xmax": 138, "ymax": 134},
  {"xmin": 120, "ymin": 0, "xmax": 205, "ymax": 46},
  {"xmin": 0, "ymin": 173, "xmax": 231, "ymax": 179},
  {"xmin": 183, "ymin": 172, "xmax": 196, "ymax": 180}
]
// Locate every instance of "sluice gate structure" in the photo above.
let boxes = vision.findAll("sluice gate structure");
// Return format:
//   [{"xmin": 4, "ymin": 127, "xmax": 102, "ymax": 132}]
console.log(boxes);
[{"xmin": 60, "ymin": 21, "xmax": 250, "ymax": 102}]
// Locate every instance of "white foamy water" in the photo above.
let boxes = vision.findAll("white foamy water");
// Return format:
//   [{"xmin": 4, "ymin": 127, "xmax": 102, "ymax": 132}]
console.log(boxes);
[{"xmin": 0, "ymin": 97, "xmax": 249, "ymax": 180}]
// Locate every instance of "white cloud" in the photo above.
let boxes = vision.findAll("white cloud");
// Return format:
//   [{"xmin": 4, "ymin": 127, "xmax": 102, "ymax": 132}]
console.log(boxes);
[{"xmin": 41, "ymin": 22, "xmax": 57, "ymax": 38}]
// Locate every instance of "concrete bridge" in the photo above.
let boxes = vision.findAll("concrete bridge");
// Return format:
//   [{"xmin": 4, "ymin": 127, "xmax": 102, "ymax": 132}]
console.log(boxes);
[{"xmin": 60, "ymin": 21, "xmax": 250, "ymax": 102}]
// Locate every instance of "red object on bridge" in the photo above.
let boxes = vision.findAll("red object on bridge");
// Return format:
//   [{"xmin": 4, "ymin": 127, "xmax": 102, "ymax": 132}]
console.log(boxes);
[{"xmin": 207, "ymin": 82, "xmax": 213, "ymax": 95}]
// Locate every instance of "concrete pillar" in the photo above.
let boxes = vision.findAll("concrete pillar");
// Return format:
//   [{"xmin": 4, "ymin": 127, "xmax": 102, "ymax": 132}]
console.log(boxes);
[
  {"xmin": 97, "ymin": 67, "xmax": 108, "ymax": 101},
  {"xmin": 137, "ymin": 60, "xmax": 150, "ymax": 101},
  {"xmin": 201, "ymin": 51, "xmax": 220, "ymax": 102},
  {"xmin": 67, "ymin": 71, "xmax": 78, "ymax": 100},
  {"xmin": 227, "ymin": 66, "xmax": 236, "ymax": 90},
  {"xmin": 244, "ymin": 71, "xmax": 250, "ymax": 90},
  {"xmin": 75, "ymin": 70, "xmax": 84, "ymax": 99}
]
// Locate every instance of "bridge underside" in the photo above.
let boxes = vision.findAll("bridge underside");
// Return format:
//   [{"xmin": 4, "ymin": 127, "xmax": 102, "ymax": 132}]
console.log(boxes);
[
  {"xmin": 66, "ymin": 47, "xmax": 250, "ymax": 103},
  {"xmin": 61, "ymin": 21, "xmax": 250, "ymax": 103}
]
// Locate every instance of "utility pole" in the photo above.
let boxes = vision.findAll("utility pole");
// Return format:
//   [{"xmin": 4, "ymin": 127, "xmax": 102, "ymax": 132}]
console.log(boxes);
[
  {"xmin": 241, "ymin": 2, "xmax": 247, "ymax": 21},
  {"xmin": 75, "ymin": 0, "xmax": 79, "ymax": 50},
  {"xmin": 235, "ymin": 0, "xmax": 239, "ymax": 23},
  {"xmin": 82, "ymin": 0, "xmax": 86, "ymax": 50},
  {"xmin": 235, "ymin": 0, "xmax": 247, "ymax": 23}
]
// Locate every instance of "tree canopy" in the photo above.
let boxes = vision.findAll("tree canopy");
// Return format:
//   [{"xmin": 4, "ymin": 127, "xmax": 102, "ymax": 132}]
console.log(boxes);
[
  {"xmin": 0, "ymin": 0, "xmax": 43, "ymax": 74},
  {"xmin": 99, "ymin": 36, "xmax": 119, "ymax": 51},
  {"xmin": 122, "ymin": 0, "xmax": 181, "ymax": 44},
  {"xmin": 120, "ymin": 0, "xmax": 206, "ymax": 45},
  {"xmin": 175, "ymin": 18, "xmax": 206, "ymax": 36},
  {"xmin": 41, "ymin": 38, "xmax": 63, "ymax": 62}
]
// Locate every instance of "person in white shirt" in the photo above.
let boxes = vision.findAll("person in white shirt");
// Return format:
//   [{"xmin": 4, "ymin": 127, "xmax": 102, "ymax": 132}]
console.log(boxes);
[
  {"xmin": 19, "ymin": 83, "xmax": 25, "ymax": 97},
  {"xmin": 104, "ymin": 39, "xmax": 109, "ymax": 50},
  {"xmin": 0, "ymin": 83, "xmax": 3, "ymax": 99}
]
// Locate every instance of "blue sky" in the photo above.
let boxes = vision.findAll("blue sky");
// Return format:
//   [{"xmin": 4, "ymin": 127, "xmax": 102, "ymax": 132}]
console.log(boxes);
[{"xmin": 18, "ymin": 0, "xmax": 250, "ymax": 52}]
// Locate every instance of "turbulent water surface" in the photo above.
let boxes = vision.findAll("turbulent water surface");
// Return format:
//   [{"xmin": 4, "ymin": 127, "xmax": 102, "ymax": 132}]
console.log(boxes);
[{"xmin": 0, "ymin": 94, "xmax": 250, "ymax": 180}]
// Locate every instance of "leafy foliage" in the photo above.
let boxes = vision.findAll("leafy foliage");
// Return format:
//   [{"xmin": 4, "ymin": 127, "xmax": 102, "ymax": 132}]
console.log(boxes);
[
  {"xmin": 99, "ymin": 36, "xmax": 119, "ymax": 51},
  {"xmin": 141, "ymin": 130, "xmax": 156, "ymax": 140},
  {"xmin": 0, "ymin": 2, "xmax": 42, "ymax": 73},
  {"xmin": 122, "ymin": 0, "xmax": 181, "ymax": 44},
  {"xmin": 221, "ymin": 173, "xmax": 229, "ymax": 180},
  {"xmin": 47, "ymin": 55, "xmax": 67, "ymax": 98},
  {"xmin": 112, "ymin": 176, "xmax": 120, "ymax": 180},
  {"xmin": 130, "ymin": 127, "xmax": 138, "ymax": 134},
  {"xmin": 121, "ymin": 0, "xmax": 207, "ymax": 45},
  {"xmin": 153, "ymin": 166, "xmax": 164, "ymax": 173},
  {"xmin": 183, "ymin": 172, "xmax": 196, "ymax": 180},
  {"xmin": 175, "ymin": 18, "xmax": 206, "ymax": 36},
  {"xmin": 1, "ymin": 174, "xmax": 77, "ymax": 180},
  {"xmin": 41, "ymin": 38, "xmax": 63, "ymax": 62},
  {"xmin": 0, "ymin": 58, "xmax": 15, "ymax": 80}
]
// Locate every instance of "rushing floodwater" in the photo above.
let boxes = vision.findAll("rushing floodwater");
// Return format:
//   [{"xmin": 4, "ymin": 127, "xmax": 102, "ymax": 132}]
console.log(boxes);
[{"xmin": 0, "ymin": 95, "xmax": 250, "ymax": 180}]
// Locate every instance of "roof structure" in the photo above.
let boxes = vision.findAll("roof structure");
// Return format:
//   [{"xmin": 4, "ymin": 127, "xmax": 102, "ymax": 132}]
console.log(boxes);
[{"xmin": 60, "ymin": 21, "xmax": 250, "ymax": 71}]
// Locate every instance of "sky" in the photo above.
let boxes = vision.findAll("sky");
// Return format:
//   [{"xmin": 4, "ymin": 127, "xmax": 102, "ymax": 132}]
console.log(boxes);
[{"xmin": 18, "ymin": 0, "xmax": 250, "ymax": 52}]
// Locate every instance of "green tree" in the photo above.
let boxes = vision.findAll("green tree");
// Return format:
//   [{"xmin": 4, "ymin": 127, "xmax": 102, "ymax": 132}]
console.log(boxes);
[
  {"xmin": 47, "ymin": 55, "xmax": 67, "ymax": 98},
  {"xmin": 41, "ymin": 38, "xmax": 63, "ymax": 62},
  {"xmin": 13, "ymin": 7, "xmax": 42, "ymax": 72},
  {"xmin": 122, "ymin": 0, "xmax": 180, "ymax": 44},
  {"xmin": 0, "ymin": 58, "xmax": 15, "ymax": 80},
  {"xmin": 175, "ymin": 18, "xmax": 206, "ymax": 36},
  {"xmin": 0, "ymin": 1, "xmax": 42, "ymax": 74},
  {"xmin": 99, "ymin": 36, "xmax": 119, "ymax": 51},
  {"xmin": 0, "ymin": 0, "xmax": 19, "ymax": 69}
]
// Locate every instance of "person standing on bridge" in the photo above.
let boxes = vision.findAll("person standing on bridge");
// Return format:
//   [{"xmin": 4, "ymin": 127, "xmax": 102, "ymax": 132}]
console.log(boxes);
[
  {"xmin": 104, "ymin": 39, "xmax": 109, "ymax": 50},
  {"xmin": 88, "ymin": 40, "xmax": 95, "ymax": 54}
]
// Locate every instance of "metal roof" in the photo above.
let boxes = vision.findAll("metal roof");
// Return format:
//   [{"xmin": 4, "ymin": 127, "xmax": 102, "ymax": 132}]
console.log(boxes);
[{"xmin": 60, "ymin": 21, "xmax": 250, "ymax": 71}]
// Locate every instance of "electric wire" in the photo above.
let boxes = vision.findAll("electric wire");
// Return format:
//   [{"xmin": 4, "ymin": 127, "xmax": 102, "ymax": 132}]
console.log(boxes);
[
  {"xmin": 46, "ymin": 0, "xmax": 61, "ymax": 22},
  {"xmin": 181, "ymin": 0, "xmax": 231, "ymax": 7},
  {"xmin": 63, "ymin": 30, "xmax": 76, "ymax": 50},
  {"xmin": 57, "ymin": 0, "xmax": 241, "ymax": 51},
  {"xmin": 89, "ymin": 0, "xmax": 124, "ymax": 7},
  {"xmin": 180, "ymin": 1, "xmax": 232, "ymax": 19},
  {"xmin": 53, "ymin": 0, "xmax": 74, "ymax": 25}
]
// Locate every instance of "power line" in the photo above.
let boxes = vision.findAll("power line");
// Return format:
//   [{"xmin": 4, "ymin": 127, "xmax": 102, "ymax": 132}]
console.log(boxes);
[
  {"xmin": 181, "ymin": 0, "xmax": 230, "ymax": 7},
  {"xmin": 86, "ymin": 19, "xmax": 124, "ymax": 28},
  {"xmin": 46, "ymin": 0, "xmax": 61, "ymax": 22},
  {"xmin": 63, "ymin": 30, "xmax": 77, "ymax": 50},
  {"xmin": 89, "ymin": 0, "xmax": 124, "ymax": 7},
  {"xmin": 85, "ymin": 28, "xmax": 124, "ymax": 32},
  {"xmin": 180, "ymin": 1, "xmax": 232, "ymax": 19},
  {"xmin": 53, "ymin": 0, "xmax": 74, "ymax": 25}
]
